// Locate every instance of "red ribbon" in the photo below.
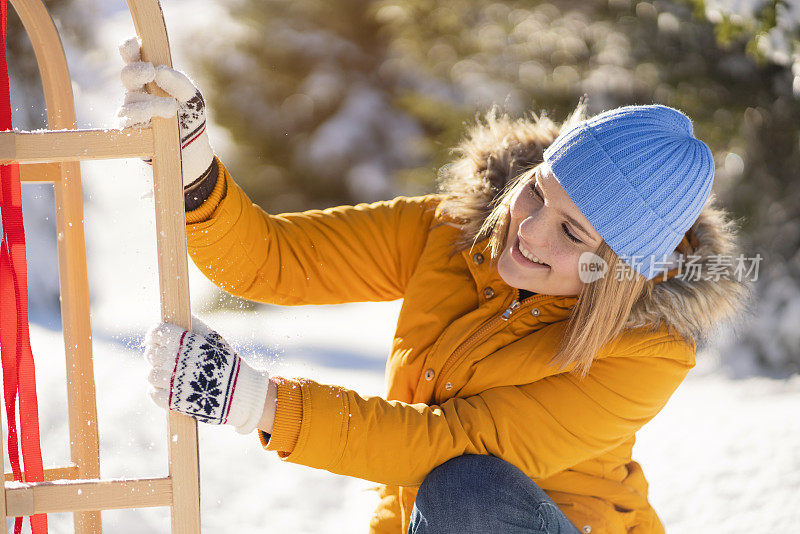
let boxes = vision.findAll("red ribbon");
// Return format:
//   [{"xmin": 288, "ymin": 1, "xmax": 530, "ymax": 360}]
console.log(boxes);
[{"xmin": 0, "ymin": 1, "xmax": 48, "ymax": 532}]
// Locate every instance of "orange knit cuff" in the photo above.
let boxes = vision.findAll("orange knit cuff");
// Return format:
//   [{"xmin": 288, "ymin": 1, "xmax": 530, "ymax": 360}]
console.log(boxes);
[
  {"xmin": 185, "ymin": 156, "xmax": 227, "ymax": 224},
  {"xmin": 259, "ymin": 376, "xmax": 303, "ymax": 458}
]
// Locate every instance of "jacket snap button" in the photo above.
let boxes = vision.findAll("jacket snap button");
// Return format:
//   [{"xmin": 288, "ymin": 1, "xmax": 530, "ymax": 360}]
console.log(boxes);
[
  {"xmin": 445, "ymin": 382, "xmax": 453, "ymax": 390},
  {"xmin": 424, "ymin": 369, "xmax": 435, "ymax": 381},
  {"xmin": 583, "ymin": 526, "xmax": 592, "ymax": 533},
  {"xmin": 531, "ymin": 307, "xmax": 541, "ymax": 316},
  {"xmin": 483, "ymin": 287, "xmax": 495, "ymax": 299},
  {"xmin": 472, "ymin": 253, "xmax": 484, "ymax": 265}
]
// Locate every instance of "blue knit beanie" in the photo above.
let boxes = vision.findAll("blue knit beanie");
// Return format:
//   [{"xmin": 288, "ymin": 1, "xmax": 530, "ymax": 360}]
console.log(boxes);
[{"xmin": 542, "ymin": 104, "xmax": 714, "ymax": 280}]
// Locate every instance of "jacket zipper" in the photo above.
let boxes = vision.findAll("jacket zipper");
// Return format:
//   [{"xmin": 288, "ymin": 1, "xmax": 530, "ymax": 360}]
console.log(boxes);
[{"xmin": 433, "ymin": 289, "xmax": 547, "ymax": 399}]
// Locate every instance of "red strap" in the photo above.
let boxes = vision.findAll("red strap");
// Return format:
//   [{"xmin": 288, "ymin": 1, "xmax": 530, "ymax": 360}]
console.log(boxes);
[{"xmin": 0, "ymin": 1, "xmax": 48, "ymax": 532}]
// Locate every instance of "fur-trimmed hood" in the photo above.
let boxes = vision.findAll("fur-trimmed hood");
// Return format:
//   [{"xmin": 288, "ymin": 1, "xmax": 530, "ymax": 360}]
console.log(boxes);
[{"xmin": 435, "ymin": 101, "xmax": 753, "ymax": 347}]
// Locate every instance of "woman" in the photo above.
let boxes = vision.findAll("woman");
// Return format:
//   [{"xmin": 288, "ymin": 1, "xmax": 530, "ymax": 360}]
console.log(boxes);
[{"xmin": 120, "ymin": 38, "xmax": 750, "ymax": 534}]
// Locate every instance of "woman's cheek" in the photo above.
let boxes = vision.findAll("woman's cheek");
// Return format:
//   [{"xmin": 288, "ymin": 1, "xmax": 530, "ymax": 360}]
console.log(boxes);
[
  {"xmin": 552, "ymin": 250, "xmax": 580, "ymax": 277},
  {"xmin": 565, "ymin": 252, "xmax": 584, "ymax": 283}
]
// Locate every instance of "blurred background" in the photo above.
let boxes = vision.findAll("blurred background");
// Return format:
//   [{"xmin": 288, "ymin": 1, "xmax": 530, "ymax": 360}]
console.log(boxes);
[
  {"xmin": 5, "ymin": 0, "xmax": 800, "ymax": 532},
  {"xmin": 13, "ymin": 0, "xmax": 799, "ymax": 374}
]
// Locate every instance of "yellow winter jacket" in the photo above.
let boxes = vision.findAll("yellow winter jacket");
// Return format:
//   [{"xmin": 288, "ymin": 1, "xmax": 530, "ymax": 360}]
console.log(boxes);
[{"xmin": 185, "ymin": 153, "xmax": 744, "ymax": 534}]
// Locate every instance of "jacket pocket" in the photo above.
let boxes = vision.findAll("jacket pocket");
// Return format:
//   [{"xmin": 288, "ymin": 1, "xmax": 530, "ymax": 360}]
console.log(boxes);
[{"xmin": 552, "ymin": 495, "xmax": 635, "ymax": 534}]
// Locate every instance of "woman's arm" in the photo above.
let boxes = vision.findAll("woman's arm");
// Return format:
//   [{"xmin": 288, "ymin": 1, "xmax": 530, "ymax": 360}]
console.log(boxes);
[
  {"xmin": 256, "ymin": 336, "xmax": 695, "ymax": 487},
  {"xmin": 185, "ymin": 157, "xmax": 444, "ymax": 305}
]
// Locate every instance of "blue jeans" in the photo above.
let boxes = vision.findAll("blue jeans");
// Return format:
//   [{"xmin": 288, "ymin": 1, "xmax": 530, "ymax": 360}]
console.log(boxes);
[{"xmin": 409, "ymin": 455, "xmax": 582, "ymax": 534}]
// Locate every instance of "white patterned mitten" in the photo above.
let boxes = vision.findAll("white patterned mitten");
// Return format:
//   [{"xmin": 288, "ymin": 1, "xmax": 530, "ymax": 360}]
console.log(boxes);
[
  {"xmin": 117, "ymin": 37, "xmax": 215, "ymax": 189},
  {"xmin": 143, "ymin": 317, "xmax": 269, "ymax": 434}
]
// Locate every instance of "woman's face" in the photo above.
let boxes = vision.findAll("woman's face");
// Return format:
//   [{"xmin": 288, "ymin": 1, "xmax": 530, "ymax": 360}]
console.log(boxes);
[{"xmin": 497, "ymin": 164, "xmax": 603, "ymax": 296}]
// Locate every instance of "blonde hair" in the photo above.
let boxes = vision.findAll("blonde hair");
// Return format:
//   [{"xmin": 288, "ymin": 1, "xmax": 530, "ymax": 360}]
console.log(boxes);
[{"xmin": 473, "ymin": 165, "xmax": 654, "ymax": 379}]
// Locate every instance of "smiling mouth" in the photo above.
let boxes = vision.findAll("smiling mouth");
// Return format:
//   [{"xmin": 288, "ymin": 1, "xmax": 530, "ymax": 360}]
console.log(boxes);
[{"xmin": 512, "ymin": 237, "xmax": 550, "ymax": 268}]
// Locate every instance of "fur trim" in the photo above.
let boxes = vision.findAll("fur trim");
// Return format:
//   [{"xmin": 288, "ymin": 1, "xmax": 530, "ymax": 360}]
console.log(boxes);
[
  {"xmin": 435, "ymin": 102, "xmax": 752, "ymax": 346},
  {"xmin": 623, "ymin": 195, "xmax": 754, "ymax": 346}
]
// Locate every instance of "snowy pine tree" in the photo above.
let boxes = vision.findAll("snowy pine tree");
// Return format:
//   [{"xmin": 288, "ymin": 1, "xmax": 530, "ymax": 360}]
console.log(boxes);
[{"xmin": 188, "ymin": 0, "xmax": 799, "ymax": 372}]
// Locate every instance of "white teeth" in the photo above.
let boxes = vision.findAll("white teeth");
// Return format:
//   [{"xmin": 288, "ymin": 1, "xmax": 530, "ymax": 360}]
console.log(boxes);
[{"xmin": 519, "ymin": 242, "xmax": 547, "ymax": 265}]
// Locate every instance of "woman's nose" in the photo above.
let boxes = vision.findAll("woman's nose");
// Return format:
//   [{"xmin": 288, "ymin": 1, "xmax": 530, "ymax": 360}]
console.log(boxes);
[{"xmin": 517, "ymin": 215, "xmax": 549, "ymax": 249}]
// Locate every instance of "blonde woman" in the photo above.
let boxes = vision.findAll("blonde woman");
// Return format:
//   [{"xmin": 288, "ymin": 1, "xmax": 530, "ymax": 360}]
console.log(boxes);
[{"xmin": 121, "ymin": 38, "xmax": 750, "ymax": 534}]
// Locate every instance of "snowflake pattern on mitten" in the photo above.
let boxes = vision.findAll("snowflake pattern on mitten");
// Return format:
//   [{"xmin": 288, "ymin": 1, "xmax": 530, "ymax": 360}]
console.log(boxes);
[
  {"xmin": 178, "ymin": 91, "xmax": 207, "ymax": 149},
  {"xmin": 168, "ymin": 329, "xmax": 240, "ymax": 424},
  {"xmin": 144, "ymin": 90, "xmax": 206, "ymax": 165}
]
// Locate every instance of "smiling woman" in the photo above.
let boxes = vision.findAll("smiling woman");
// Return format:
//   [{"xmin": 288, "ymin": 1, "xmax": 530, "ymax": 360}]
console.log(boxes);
[
  {"xmin": 470, "ymin": 159, "xmax": 654, "ymax": 378},
  {"xmin": 129, "ymin": 55, "xmax": 751, "ymax": 533},
  {"xmin": 448, "ymin": 103, "xmax": 731, "ymax": 379},
  {"xmin": 172, "ymin": 99, "xmax": 750, "ymax": 534}
]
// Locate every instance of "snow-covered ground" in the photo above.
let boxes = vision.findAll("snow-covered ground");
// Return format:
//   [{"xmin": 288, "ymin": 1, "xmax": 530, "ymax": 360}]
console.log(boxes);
[{"xmin": 7, "ymin": 0, "xmax": 800, "ymax": 532}]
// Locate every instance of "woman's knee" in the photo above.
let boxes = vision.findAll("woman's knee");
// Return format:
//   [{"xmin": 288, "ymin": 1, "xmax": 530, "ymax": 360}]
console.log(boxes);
[
  {"xmin": 418, "ymin": 454, "xmax": 532, "ymax": 500},
  {"xmin": 410, "ymin": 455, "xmax": 580, "ymax": 534},
  {"xmin": 411, "ymin": 455, "xmax": 540, "ymax": 531}
]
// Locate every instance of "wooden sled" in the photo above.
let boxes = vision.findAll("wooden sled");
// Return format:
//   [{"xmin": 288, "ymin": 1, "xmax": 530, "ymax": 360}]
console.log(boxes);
[{"xmin": 0, "ymin": 0, "xmax": 201, "ymax": 532}]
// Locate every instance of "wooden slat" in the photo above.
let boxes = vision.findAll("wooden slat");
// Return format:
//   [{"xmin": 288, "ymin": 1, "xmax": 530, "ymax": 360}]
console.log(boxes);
[
  {"xmin": 5, "ymin": 465, "xmax": 80, "ymax": 482},
  {"xmin": 11, "ymin": 1, "xmax": 106, "ymax": 531},
  {"xmin": 127, "ymin": 2, "xmax": 202, "ymax": 533},
  {"xmin": 20, "ymin": 162, "xmax": 62, "ymax": 182},
  {"xmin": 0, "ymin": 128, "xmax": 154, "ymax": 164},
  {"xmin": 5, "ymin": 477, "xmax": 172, "ymax": 516},
  {"xmin": 56, "ymin": 160, "xmax": 104, "ymax": 534}
]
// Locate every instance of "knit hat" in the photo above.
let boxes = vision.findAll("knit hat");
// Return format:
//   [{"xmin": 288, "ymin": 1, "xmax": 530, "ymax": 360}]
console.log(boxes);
[{"xmin": 542, "ymin": 104, "xmax": 714, "ymax": 280}]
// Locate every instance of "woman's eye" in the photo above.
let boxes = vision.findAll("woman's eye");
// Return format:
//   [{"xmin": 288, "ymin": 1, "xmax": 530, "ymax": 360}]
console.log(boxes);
[
  {"xmin": 562, "ymin": 224, "xmax": 582, "ymax": 244},
  {"xmin": 529, "ymin": 182, "xmax": 542, "ymax": 200},
  {"xmin": 530, "ymin": 182, "xmax": 583, "ymax": 244}
]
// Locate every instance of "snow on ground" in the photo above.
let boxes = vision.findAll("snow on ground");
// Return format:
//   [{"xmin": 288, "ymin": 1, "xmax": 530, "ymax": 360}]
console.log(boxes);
[
  {"xmin": 8, "ymin": 0, "xmax": 800, "ymax": 532},
  {"xmin": 21, "ymin": 309, "xmax": 800, "ymax": 534},
  {"xmin": 635, "ymin": 361, "xmax": 800, "ymax": 533},
  {"xmin": 25, "ymin": 304, "xmax": 393, "ymax": 534}
]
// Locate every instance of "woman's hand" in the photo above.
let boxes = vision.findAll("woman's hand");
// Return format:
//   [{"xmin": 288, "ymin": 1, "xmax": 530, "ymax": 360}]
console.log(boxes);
[
  {"xmin": 142, "ymin": 316, "xmax": 272, "ymax": 435},
  {"xmin": 116, "ymin": 36, "xmax": 215, "ymax": 189}
]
